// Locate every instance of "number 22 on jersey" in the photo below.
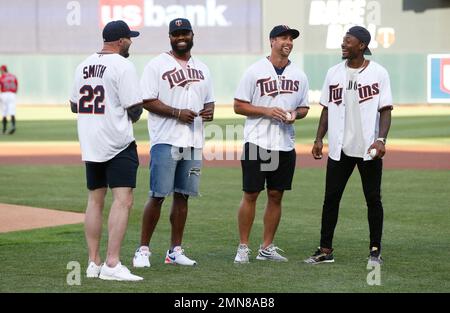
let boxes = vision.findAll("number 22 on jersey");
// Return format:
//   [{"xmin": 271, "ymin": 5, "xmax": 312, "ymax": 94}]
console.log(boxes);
[{"xmin": 78, "ymin": 85, "xmax": 105, "ymax": 114}]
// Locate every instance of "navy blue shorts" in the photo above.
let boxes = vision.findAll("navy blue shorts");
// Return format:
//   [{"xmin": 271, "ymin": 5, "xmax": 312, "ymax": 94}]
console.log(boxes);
[{"xmin": 85, "ymin": 141, "xmax": 139, "ymax": 190}]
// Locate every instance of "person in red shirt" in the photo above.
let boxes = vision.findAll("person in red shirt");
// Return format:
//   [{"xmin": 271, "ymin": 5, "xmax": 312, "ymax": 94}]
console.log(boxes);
[{"xmin": 0, "ymin": 65, "xmax": 18, "ymax": 134}]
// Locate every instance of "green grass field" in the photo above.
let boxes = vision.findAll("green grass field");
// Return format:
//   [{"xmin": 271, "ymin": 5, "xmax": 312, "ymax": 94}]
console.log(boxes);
[
  {"xmin": 1, "ymin": 114, "xmax": 450, "ymax": 146},
  {"xmin": 0, "ymin": 165, "xmax": 449, "ymax": 292},
  {"xmin": 0, "ymin": 106, "xmax": 449, "ymax": 293}
]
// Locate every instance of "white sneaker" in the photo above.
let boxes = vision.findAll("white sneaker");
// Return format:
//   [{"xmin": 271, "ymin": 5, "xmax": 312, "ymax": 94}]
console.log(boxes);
[
  {"xmin": 164, "ymin": 246, "xmax": 197, "ymax": 266},
  {"xmin": 367, "ymin": 247, "xmax": 383, "ymax": 267},
  {"xmin": 99, "ymin": 262, "xmax": 143, "ymax": 281},
  {"xmin": 133, "ymin": 246, "xmax": 151, "ymax": 268},
  {"xmin": 234, "ymin": 244, "xmax": 250, "ymax": 264},
  {"xmin": 256, "ymin": 244, "xmax": 288, "ymax": 262},
  {"xmin": 86, "ymin": 261, "xmax": 102, "ymax": 278}
]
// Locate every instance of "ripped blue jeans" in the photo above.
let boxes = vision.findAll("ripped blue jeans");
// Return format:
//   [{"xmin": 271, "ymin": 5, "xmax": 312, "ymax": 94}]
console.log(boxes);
[{"xmin": 149, "ymin": 144, "xmax": 202, "ymax": 197}]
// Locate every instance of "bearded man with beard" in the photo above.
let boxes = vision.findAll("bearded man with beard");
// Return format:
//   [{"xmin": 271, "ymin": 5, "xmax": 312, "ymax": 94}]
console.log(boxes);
[
  {"xmin": 133, "ymin": 18, "xmax": 215, "ymax": 268},
  {"xmin": 70, "ymin": 20, "xmax": 143, "ymax": 281}
]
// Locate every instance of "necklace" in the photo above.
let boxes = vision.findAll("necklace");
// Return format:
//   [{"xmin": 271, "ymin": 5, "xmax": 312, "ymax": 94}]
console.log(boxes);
[{"xmin": 347, "ymin": 59, "xmax": 366, "ymax": 70}]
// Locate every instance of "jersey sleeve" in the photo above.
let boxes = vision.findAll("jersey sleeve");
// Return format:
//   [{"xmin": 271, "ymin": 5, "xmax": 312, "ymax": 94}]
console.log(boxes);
[
  {"xmin": 119, "ymin": 62, "xmax": 143, "ymax": 109},
  {"xmin": 204, "ymin": 68, "xmax": 215, "ymax": 104},
  {"xmin": 319, "ymin": 70, "xmax": 331, "ymax": 107},
  {"xmin": 140, "ymin": 61, "xmax": 159, "ymax": 101},
  {"xmin": 70, "ymin": 69, "xmax": 79, "ymax": 104},
  {"xmin": 234, "ymin": 68, "xmax": 254, "ymax": 103},
  {"xmin": 297, "ymin": 73, "xmax": 310, "ymax": 108},
  {"xmin": 378, "ymin": 68, "xmax": 393, "ymax": 111}
]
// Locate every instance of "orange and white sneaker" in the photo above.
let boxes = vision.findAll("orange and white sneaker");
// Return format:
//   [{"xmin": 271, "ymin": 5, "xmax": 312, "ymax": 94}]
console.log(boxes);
[{"xmin": 164, "ymin": 246, "xmax": 197, "ymax": 266}]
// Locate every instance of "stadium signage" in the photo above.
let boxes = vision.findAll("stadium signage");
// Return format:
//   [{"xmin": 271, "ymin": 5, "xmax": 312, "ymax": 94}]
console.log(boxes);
[
  {"xmin": 427, "ymin": 54, "xmax": 450, "ymax": 103},
  {"xmin": 308, "ymin": 0, "xmax": 395, "ymax": 51},
  {"xmin": 99, "ymin": 0, "xmax": 230, "ymax": 28}
]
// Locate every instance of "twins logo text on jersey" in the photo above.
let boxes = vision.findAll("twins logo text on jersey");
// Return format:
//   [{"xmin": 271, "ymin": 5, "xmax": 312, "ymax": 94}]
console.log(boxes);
[
  {"xmin": 330, "ymin": 82, "xmax": 380, "ymax": 105},
  {"xmin": 357, "ymin": 83, "xmax": 379, "ymax": 103},
  {"xmin": 329, "ymin": 84, "xmax": 343, "ymax": 105},
  {"xmin": 256, "ymin": 76, "xmax": 299, "ymax": 97},
  {"xmin": 162, "ymin": 66, "xmax": 205, "ymax": 89}
]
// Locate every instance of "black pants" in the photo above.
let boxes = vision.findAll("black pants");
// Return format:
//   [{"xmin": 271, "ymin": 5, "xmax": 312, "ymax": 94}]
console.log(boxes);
[{"xmin": 320, "ymin": 152, "xmax": 384, "ymax": 251}]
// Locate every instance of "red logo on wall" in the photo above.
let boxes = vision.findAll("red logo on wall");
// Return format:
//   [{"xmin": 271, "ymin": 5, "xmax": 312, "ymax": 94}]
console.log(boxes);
[{"xmin": 99, "ymin": 0, "xmax": 144, "ymax": 29}]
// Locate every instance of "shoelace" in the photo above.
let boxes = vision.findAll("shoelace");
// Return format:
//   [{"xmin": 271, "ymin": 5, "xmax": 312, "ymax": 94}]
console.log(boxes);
[
  {"xmin": 266, "ymin": 246, "xmax": 284, "ymax": 253},
  {"xmin": 173, "ymin": 248, "xmax": 185, "ymax": 256},
  {"xmin": 265, "ymin": 246, "xmax": 284, "ymax": 255},
  {"xmin": 238, "ymin": 247, "xmax": 251, "ymax": 258}
]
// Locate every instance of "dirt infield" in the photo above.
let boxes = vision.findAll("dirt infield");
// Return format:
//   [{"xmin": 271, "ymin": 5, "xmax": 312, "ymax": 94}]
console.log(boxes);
[
  {"xmin": 1, "ymin": 142, "xmax": 449, "ymax": 169},
  {"xmin": 0, "ymin": 142, "xmax": 448, "ymax": 233},
  {"xmin": 0, "ymin": 203, "xmax": 84, "ymax": 233}
]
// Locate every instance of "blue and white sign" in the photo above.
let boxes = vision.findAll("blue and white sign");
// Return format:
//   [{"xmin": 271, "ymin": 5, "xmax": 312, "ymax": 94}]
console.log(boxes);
[{"xmin": 427, "ymin": 54, "xmax": 450, "ymax": 103}]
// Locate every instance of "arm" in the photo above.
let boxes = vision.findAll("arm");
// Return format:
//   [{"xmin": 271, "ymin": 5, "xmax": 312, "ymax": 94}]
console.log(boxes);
[
  {"xmin": 127, "ymin": 103, "xmax": 143, "ymax": 123},
  {"xmin": 199, "ymin": 102, "xmax": 215, "ymax": 122},
  {"xmin": 142, "ymin": 98, "xmax": 197, "ymax": 124},
  {"xmin": 234, "ymin": 98, "xmax": 289, "ymax": 122},
  {"xmin": 285, "ymin": 106, "xmax": 309, "ymax": 124},
  {"xmin": 311, "ymin": 106, "xmax": 328, "ymax": 159},
  {"xmin": 70, "ymin": 101, "xmax": 78, "ymax": 113},
  {"xmin": 367, "ymin": 108, "xmax": 392, "ymax": 159}
]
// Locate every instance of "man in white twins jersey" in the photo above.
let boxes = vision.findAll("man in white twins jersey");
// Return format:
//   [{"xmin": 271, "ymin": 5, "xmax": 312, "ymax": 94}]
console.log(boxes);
[
  {"xmin": 133, "ymin": 18, "xmax": 215, "ymax": 268},
  {"xmin": 70, "ymin": 20, "xmax": 143, "ymax": 281},
  {"xmin": 305, "ymin": 26, "xmax": 393, "ymax": 266},
  {"xmin": 233, "ymin": 25, "xmax": 310, "ymax": 264}
]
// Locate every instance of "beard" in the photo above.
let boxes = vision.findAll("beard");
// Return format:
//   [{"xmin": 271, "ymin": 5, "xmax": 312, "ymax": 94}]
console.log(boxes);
[
  {"xmin": 171, "ymin": 39, "xmax": 194, "ymax": 55},
  {"xmin": 119, "ymin": 49, "xmax": 130, "ymax": 58},
  {"xmin": 119, "ymin": 44, "xmax": 130, "ymax": 58}
]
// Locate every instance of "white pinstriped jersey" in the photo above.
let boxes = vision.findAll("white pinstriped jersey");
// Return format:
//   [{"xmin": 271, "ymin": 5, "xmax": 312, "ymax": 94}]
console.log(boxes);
[
  {"xmin": 320, "ymin": 60, "xmax": 393, "ymax": 161},
  {"xmin": 141, "ymin": 52, "xmax": 215, "ymax": 149},
  {"xmin": 235, "ymin": 57, "xmax": 309, "ymax": 151},
  {"xmin": 70, "ymin": 53, "xmax": 142, "ymax": 162}
]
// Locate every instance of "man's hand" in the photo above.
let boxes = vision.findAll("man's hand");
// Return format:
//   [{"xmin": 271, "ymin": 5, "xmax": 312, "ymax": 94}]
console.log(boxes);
[
  {"xmin": 199, "ymin": 106, "xmax": 214, "ymax": 122},
  {"xmin": 284, "ymin": 111, "xmax": 296, "ymax": 124},
  {"xmin": 266, "ymin": 107, "xmax": 288, "ymax": 122},
  {"xmin": 367, "ymin": 140, "xmax": 386, "ymax": 160},
  {"xmin": 178, "ymin": 109, "xmax": 198, "ymax": 124},
  {"xmin": 312, "ymin": 140, "xmax": 324, "ymax": 159}
]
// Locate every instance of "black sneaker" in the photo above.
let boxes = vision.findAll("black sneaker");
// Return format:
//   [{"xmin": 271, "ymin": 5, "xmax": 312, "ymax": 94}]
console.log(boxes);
[
  {"xmin": 8, "ymin": 127, "xmax": 15, "ymax": 135},
  {"xmin": 304, "ymin": 247, "xmax": 335, "ymax": 264},
  {"xmin": 367, "ymin": 247, "xmax": 383, "ymax": 266}
]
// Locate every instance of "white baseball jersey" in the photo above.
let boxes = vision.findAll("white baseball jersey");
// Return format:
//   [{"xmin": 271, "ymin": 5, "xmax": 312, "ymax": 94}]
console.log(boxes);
[
  {"xmin": 234, "ymin": 57, "xmax": 309, "ymax": 151},
  {"xmin": 70, "ymin": 53, "xmax": 142, "ymax": 162},
  {"xmin": 141, "ymin": 52, "xmax": 215, "ymax": 149},
  {"xmin": 320, "ymin": 60, "xmax": 393, "ymax": 161}
]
